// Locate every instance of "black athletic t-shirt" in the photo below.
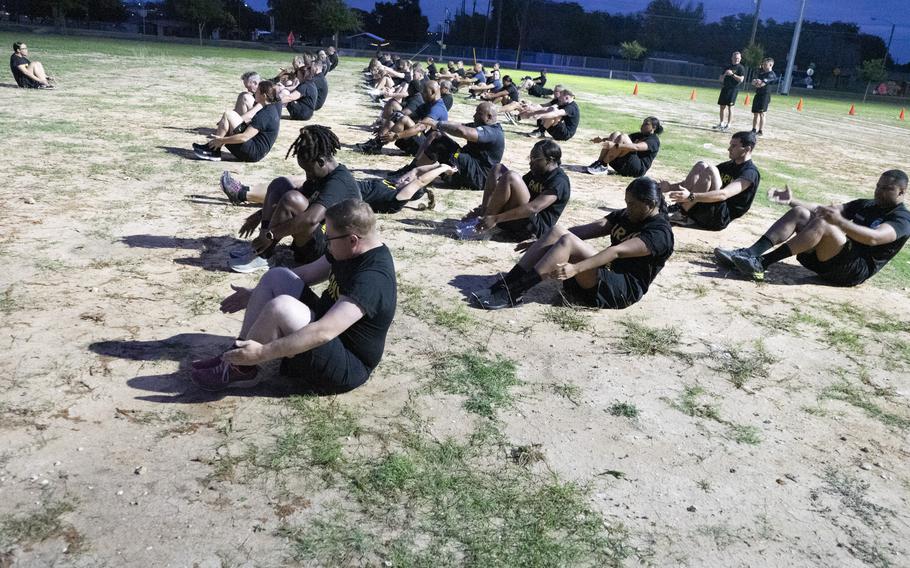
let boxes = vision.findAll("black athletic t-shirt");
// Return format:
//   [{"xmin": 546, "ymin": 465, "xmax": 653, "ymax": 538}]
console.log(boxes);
[
  {"xmin": 716, "ymin": 159, "xmax": 760, "ymax": 220},
  {"xmin": 462, "ymin": 122, "xmax": 505, "ymax": 170},
  {"xmin": 293, "ymin": 80, "xmax": 318, "ymax": 110},
  {"xmin": 10, "ymin": 53, "xmax": 32, "ymax": 87},
  {"xmin": 442, "ymin": 93, "xmax": 454, "ymax": 110},
  {"xmin": 755, "ymin": 70, "xmax": 779, "ymax": 95},
  {"xmin": 558, "ymin": 101, "xmax": 580, "ymax": 138},
  {"xmin": 723, "ymin": 64, "xmax": 746, "ymax": 89},
  {"xmin": 630, "ymin": 132, "xmax": 660, "ymax": 171},
  {"xmin": 523, "ymin": 167, "xmax": 571, "ymax": 232},
  {"xmin": 841, "ymin": 199, "xmax": 910, "ymax": 274},
  {"xmin": 535, "ymin": 75, "xmax": 547, "ymax": 87},
  {"xmin": 313, "ymin": 73, "xmax": 329, "ymax": 110},
  {"xmin": 427, "ymin": 63, "xmax": 438, "ymax": 79},
  {"xmin": 605, "ymin": 210, "xmax": 674, "ymax": 293},
  {"xmin": 232, "ymin": 103, "xmax": 281, "ymax": 162},
  {"xmin": 312, "ymin": 245, "xmax": 397, "ymax": 369},
  {"xmin": 505, "ymin": 83, "xmax": 520, "ymax": 102},
  {"xmin": 298, "ymin": 164, "xmax": 361, "ymax": 210},
  {"xmin": 328, "ymin": 53, "xmax": 339, "ymax": 72}
]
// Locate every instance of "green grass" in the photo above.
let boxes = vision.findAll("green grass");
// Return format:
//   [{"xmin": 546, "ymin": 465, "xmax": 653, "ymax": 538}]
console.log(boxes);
[
  {"xmin": 727, "ymin": 424, "xmax": 762, "ymax": 445},
  {"xmin": 543, "ymin": 305, "xmax": 590, "ymax": 332},
  {"xmin": 433, "ymin": 304, "xmax": 475, "ymax": 334},
  {"xmin": 822, "ymin": 467, "xmax": 892, "ymax": 527},
  {"xmin": 608, "ymin": 401, "xmax": 640, "ymax": 419},
  {"xmin": 670, "ymin": 385, "xmax": 721, "ymax": 422},
  {"xmin": 551, "ymin": 382, "xmax": 582, "ymax": 404},
  {"xmin": 617, "ymin": 321, "xmax": 681, "ymax": 357},
  {"xmin": 821, "ymin": 380, "xmax": 910, "ymax": 431},
  {"xmin": 0, "ymin": 500, "xmax": 76, "ymax": 549},
  {"xmin": 261, "ymin": 397, "xmax": 362, "ymax": 470},
  {"xmin": 433, "ymin": 352, "xmax": 521, "ymax": 418},
  {"xmin": 711, "ymin": 341, "xmax": 776, "ymax": 388}
]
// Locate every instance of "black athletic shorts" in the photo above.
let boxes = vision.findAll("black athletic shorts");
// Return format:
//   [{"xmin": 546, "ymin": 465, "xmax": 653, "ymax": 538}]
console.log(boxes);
[
  {"xmin": 717, "ymin": 87, "xmax": 739, "ymax": 106},
  {"xmin": 280, "ymin": 288, "xmax": 372, "ymax": 393},
  {"xmin": 609, "ymin": 154, "xmax": 648, "ymax": 177},
  {"xmin": 751, "ymin": 93, "xmax": 771, "ymax": 113},
  {"xmin": 286, "ymin": 100, "xmax": 314, "ymax": 121},
  {"xmin": 424, "ymin": 134, "xmax": 462, "ymax": 166},
  {"xmin": 394, "ymin": 135, "xmax": 423, "ymax": 156},
  {"xmin": 360, "ymin": 178, "xmax": 406, "ymax": 214},
  {"xmin": 451, "ymin": 152, "xmax": 489, "ymax": 191},
  {"xmin": 796, "ymin": 240, "xmax": 873, "ymax": 287},
  {"xmin": 685, "ymin": 202, "xmax": 732, "ymax": 231},
  {"xmin": 292, "ymin": 225, "xmax": 327, "ymax": 265},
  {"xmin": 498, "ymin": 213, "xmax": 547, "ymax": 241},
  {"xmin": 562, "ymin": 269, "xmax": 643, "ymax": 309},
  {"xmin": 546, "ymin": 121, "xmax": 572, "ymax": 141}
]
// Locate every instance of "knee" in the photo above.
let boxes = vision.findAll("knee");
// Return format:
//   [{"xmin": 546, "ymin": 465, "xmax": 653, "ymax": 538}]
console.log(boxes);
[
  {"xmin": 263, "ymin": 294, "xmax": 302, "ymax": 319},
  {"xmin": 792, "ymin": 206, "xmax": 812, "ymax": 222},
  {"xmin": 261, "ymin": 266, "xmax": 297, "ymax": 291},
  {"xmin": 695, "ymin": 161, "xmax": 711, "ymax": 171},
  {"xmin": 279, "ymin": 190, "xmax": 309, "ymax": 212},
  {"xmin": 266, "ymin": 176, "xmax": 296, "ymax": 198}
]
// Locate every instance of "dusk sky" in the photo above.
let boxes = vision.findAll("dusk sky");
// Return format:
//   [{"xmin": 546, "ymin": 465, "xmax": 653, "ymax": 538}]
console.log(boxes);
[{"xmin": 247, "ymin": 0, "xmax": 910, "ymax": 63}]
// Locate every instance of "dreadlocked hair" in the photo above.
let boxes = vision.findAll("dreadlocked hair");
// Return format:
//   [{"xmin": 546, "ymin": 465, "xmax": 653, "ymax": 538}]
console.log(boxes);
[{"xmin": 285, "ymin": 124, "xmax": 340, "ymax": 162}]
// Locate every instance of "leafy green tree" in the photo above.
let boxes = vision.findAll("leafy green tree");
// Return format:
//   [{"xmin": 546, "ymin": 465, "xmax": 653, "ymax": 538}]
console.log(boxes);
[
  {"xmin": 364, "ymin": 0, "xmax": 428, "ymax": 43},
  {"xmin": 269, "ymin": 0, "xmax": 319, "ymax": 36},
  {"xmin": 166, "ymin": 0, "xmax": 229, "ymax": 44},
  {"xmin": 313, "ymin": 0, "xmax": 362, "ymax": 45},
  {"xmin": 620, "ymin": 40, "xmax": 647, "ymax": 72},
  {"xmin": 859, "ymin": 58, "xmax": 888, "ymax": 101},
  {"xmin": 741, "ymin": 42, "xmax": 764, "ymax": 86}
]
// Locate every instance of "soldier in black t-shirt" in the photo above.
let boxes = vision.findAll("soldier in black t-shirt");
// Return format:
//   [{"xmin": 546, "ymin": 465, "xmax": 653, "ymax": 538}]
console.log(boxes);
[
  {"xmin": 283, "ymin": 65, "xmax": 319, "ymax": 121},
  {"xmin": 358, "ymin": 163, "xmax": 456, "ymax": 213},
  {"xmin": 472, "ymin": 177, "xmax": 673, "ymax": 310},
  {"xmin": 523, "ymin": 90, "xmax": 579, "ymax": 141},
  {"xmin": 484, "ymin": 76, "xmax": 524, "ymax": 122},
  {"xmin": 228, "ymin": 126, "xmax": 361, "ymax": 273},
  {"xmin": 716, "ymin": 170, "xmax": 910, "ymax": 285},
  {"xmin": 312, "ymin": 61, "xmax": 329, "ymax": 110},
  {"xmin": 192, "ymin": 200, "xmax": 397, "ymax": 393},
  {"xmin": 464, "ymin": 140, "xmax": 571, "ymax": 241},
  {"xmin": 586, "ymin": 116, "xmax": 663, "ymax": 176},
  {"xmin": 751, "ymin": 58, "xmax": 779, "ymax": 135},
  {"xmin": 9, "ymin": 42, "xmax": 54, "ymax": 88},
  {"xmin": 659, "ymin": 131, "xmax": 760, "ymax": 231},
  {"xmin": 398, "ymin": 102, "xmax": 506, "ymax": 192},
  {"xmin": 714, "ymin": 51, "xmax": 746, "ymax": 131},
  {"xmin": 192, "ymin": 81, "xmax": 282, "ymax": 162},
  {"xmin": 327, "ymin": 47, "xmax": 339, "ymax": 72}
]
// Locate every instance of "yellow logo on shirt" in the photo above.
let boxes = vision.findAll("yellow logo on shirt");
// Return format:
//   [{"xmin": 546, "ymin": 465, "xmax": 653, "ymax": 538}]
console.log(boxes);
[
  {"xmin": 326, "ymin": 273, "xmax": 340, "ymax": 300},
  {"xmin": 528, "ymin": 179, "xmax": 544, "ymax": 196}
]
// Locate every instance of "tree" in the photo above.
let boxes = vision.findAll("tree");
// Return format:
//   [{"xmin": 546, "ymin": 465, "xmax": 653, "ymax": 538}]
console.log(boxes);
[
  {"xmin": 741, "ymin": 42, "xmax": 764, "ymax": 86},
  {"xmin": 269, "ymin": 0, "xmax": 319, "ymax": 37},
  {"xmin": 364, "ymin": 0, "xmax": 428, "ymax": 43},
  {"xmin": 859, "ymin": 58, "xmax": 888, "ymax": 102},
  {"xmin": 313, "ymin": 0, "xmax": 362, "ymax": 45},
  {"xmin": 620, "ymin": 40, "xmax": 647, "ymax": 72},
  {"xmin": 166, "ymin": 0, "xmax": 229, "ymax": 44}
]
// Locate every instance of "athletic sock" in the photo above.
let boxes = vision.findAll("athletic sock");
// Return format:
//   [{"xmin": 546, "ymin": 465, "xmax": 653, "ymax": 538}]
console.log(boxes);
[
  {"xmin": 760, "ymin": 244, "xmax": 792, "ymax": 270},
  {"xmin": 746, "ymin": 236, "xmax": 774, "ymax": 257},
  {"xmin": 492, "ymin": 264, "xmax": 527, "ymax": 292},
  {"xmin": 509, "ymin": 269, "xmax": 542, "ymax": 297},
  {"xmin": 237, "ymin": 186, "xmax": 249, "ymax": 203}
]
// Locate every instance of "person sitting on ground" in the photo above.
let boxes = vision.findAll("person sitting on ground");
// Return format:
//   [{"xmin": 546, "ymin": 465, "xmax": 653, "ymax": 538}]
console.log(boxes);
[
  {"xmin": 439, "ymin": 79, "xmax": 455, "ymax": 110},
  {"xmin": 524, "ymin": 89, "xmax": 579, "ymax": 141},
  {"xmin": 485, "ymin": 75, "xmax": 523, "ymax": 123},
  {"xmin": 192, "ymin": 81, "xmax": 282, "ymax": 162},
  {"xmin": 368, "ymin": 67, "xmax": 427, "ymax": 130},
  {"xmin": 10, "ymin": 42, "xmax": 54, "ymax": 89},
  {"xmin": 658, "ymin": 130, "xmax": 760, "ymax": 230},
  {"xmin": 520, "ymin": 70, "xmax": 548, "ymax": 97},
  {"xmin": 519, "ymin": 84, "xmax": 563, "ymax": 116},
  {"xmin": 234, "ymin": 71, "xmax": 261, "ymax": 115},
  {"xmin": 395, "ymin": 101, "xmax": 505, "ymax": 192},
  {"xmin": 311, "ymin": 61, "xmax": 329, "ymax": 111},
  {"xmin": 456, "ymin": 62, "xmax": 486, "ymax": 88},
  {"xmin": 586, "ymin": 116, "xmax": 663, "ymax": 176},
  {"xmin": 326, "ymin": 46, "xmax": 339, "ymax": 73},
  {"xmin": 228, "ymin": 125, "xmax": 361, "ymax": 273},
  {"xmin": 282, "ymin": 64, "xmax": 319, "ymax": 121},
  {"xmin": 471, "ymin": 176, "xmax": 673, "ymax": 310},
  {"xmin": 713, "ymin": 51, "xmax": 745, "ymax": 132},
  {"xmin": 356, "ymin": 80, "xmax": 449, "ymax": 156},
  {"xmin": 468, "ymin": 69, "xmax": 502, "ymax": 97},
  {"xmin": 715, "ymin": 170, "xmax": 910, "ymax": 284},
  {"xmin": 465, "ymin": 139, "xmax": 571, "ymax": 241},
  {"xmin": 426, "ymin": 56, "xmax": 438, "ymax": 79},
  {"xmin": 190, "ymin": 199, "xmax": 397, "ymax": 393}
]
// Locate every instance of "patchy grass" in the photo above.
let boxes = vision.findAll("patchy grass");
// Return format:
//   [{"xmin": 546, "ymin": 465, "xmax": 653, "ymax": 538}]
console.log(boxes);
[
  {"xmin": 825, "ymin": 328, "xmax": 865, "ymax": 355},
  {"xmin": 710, "ymin": 341, "xmax": 776, "ymax": 389},
  {"xmin": 433, "ymin": 352, "xmax": 521, "ymax": 418},
  {"xmin": 608, "ymin": 401, "xmax": 640, "ymax": 419},
  {"xmin": 433, "ymin": 304, "xmax": 475, "ymax": 334},
  {"xmin": 821, "ymin": 380, "xmax": 910, "ymax": 431},
  {"xmin": 544, "ymin": 306, "xmax": 591, "ymax": 332},
  {"xmin": 260, "ymin": 397, "xmax": 362, "ymax": 471},
  {"xmin": 668, "ymin": 385, "xmax": 721, "ymax": 422},
  {"xmin": 618, "ymin": 321, "xmax": 681, "ymax": 357},
  {"xmin": 0, "ymin": 500, "xmax": 76, "ymax": 549},
  {"xmin": 551, "ymin": 382, "xmax": 582, "ymax": 405},
  {"xmin": 821, "ymin": 467, "xmax": 892, "ymax": 527},
  {"xmin": 0, "ymin": 287, "xmax": 16, "ymax": 314},
  {"xmin": 727, "ymin": 424, "xmax": 762, "ymax": 445}
]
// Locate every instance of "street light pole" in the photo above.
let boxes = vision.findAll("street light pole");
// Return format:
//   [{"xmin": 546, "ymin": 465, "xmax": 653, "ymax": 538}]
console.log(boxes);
[
  {"xmin": 749, "ymin": 0, "xmax": 762, "ymax": 45},
  {"xmin": 781, "ymin": 0, "xmax": 807, "ymax": 95},
  {"xmin": 871, "ymin": 17, "xmax": 896, "ymax": 67}
]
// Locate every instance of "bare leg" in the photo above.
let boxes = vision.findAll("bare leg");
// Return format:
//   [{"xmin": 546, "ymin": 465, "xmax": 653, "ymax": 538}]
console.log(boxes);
[
  {"xmin": 245, "ymin": 295, "xmax": 313, "ymax": 344},
  {"xmin": 667, "ymin": 162, "xmax": 722, "ymax": 211},
  {"xmin": 757, "ymin": 112, "xmax": 766, "ymax": 132},
  {"xmin": 239, "ymin": 267, "xmax": 306, "ymax": 338},
  {"xmin": 260, "ymin": 177, "xmax": 308, "ymax": 229},
  {"xmin": 766, "ymin": 210, "xmax": 846, "ymax": 260},
  {"xmin": 214, "ymin": 110, "xmax": 243, "ymax": 137},
  {"xmin": 28, "ymin": 61, "xmax": 48, "ymax": 83},
  {"xmin": 752, "ymin": 113, "xmax": 760, "ymax": 131},
  {"xmin": 475, "ymin": 163, "xmax": 509, "ymax": 214},
  {"xmin": 516, "ymin": 225, "xmax": 574, "ymax": 270},
  {"xmin": 486, "ymin": 170, "xmax": 531, "ymax": 216},
  {"xmin": 599, "ymin": 132, "xmax": 634, "ymax": 163},
  {"xmin": 718, "ymin": 105, "xmax": 725, "ymax": 125},
  {"xmin": 726, "ymin": 104, "xmax": 734, "ymax": 125},
  {"xmin": 531, "ymin": 232, "xmax": 600, "ymax": 286},
  {"xmin": 395, "ymin": 163, "xmax": 452, "ymax": 200},
  {"xmin": 540, "ymin": 116, "xmax": 560, "ymax": 129},
  {"xmin": 761, "ymin": 206, "xmax": 812, "ymax": 246},
  {"xmin": 243, "ymin": 174, "xmax": 305, "ymax": 205}
]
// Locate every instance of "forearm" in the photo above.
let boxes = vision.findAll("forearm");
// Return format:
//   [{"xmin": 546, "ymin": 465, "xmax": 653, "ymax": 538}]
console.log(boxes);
[
  {"xmin": 240, "ymin": 103, "xmax": 263, "ymax": 122},
  {"xmin": 493, "ymin": 203, "xmax": 537, "ymax": 224},
  {"xmin": 570, "ymin": 248, "xmax": 618, "ymax": 275},
  {"xmin": 218, "ymin": 131, "xmax": 253, "ymax": 145},
  {"xmin": 690, "ymin": 190, "xmax": 729, "ymax": 204},
  {"xmin": 569, "ymin": 219, "xmax": 610, "ymax": 240},
  {"xmin": 436, "ymin": 121, "xmax": 469, "ymax": 138},
  {"xmin": 270, "ymin": 216, "xmax": 318, "ymax": 241},
  {"xmin": 261, "ymin": 324, "xmax": 332, "ymax": 361},
  {"xmin": 839, "ymin": 221, "xmax": 892, "ymax": 246},
  {"xmin": 789, "ymin": 198, "xmax": 820, "ymax": 211}
]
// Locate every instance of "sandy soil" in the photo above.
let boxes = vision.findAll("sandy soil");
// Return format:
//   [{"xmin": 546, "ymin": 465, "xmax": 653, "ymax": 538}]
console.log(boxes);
[{"xmin": 1, "ymin": 45, "xmax": 909, "ymax": 567}]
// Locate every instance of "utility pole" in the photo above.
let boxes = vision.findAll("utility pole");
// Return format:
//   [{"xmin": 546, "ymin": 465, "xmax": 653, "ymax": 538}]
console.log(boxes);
[
  {"xmin": 781, "ymin": 0, "xmax": 807, "ymax": 95},
  {"xmin": 482, "ymin": 0, "xmax": 491, "ymax": 49},
  {"xmin": 495, "ymin": 0, "xmax": 502, "ymax": 61},
  {"xmin": 749, "ymin": 0, "xmax": 762, "ymax": 45}
]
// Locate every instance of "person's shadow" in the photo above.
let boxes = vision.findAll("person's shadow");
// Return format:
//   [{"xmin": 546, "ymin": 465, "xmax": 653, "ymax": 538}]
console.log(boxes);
[
  {"xmin": 120, "ymin": 234, "xmax": 248, "ymax": 272},
  {"xmin": 157, "ymin": 146, "xmax": 199, "ymax": 160},
  {"xmin": 161, "ymin": 126, "xmax": 216, "ymax": 136},
  {"xmin": 397, "ymin": 217, "xmax": 459, "ymax": 238},
  {"xmin": 692, "ymin": 258, "xmax": 823, "ymax": 285}
]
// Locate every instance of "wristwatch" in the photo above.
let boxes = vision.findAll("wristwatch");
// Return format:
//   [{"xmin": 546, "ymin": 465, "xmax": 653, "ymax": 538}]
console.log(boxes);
[
  {"xmin": 688, "ymin": 192, "xmax": 697, "ymax": 203},
  {"xmin": 266, "ymin": 230, "xmax": 275, "ymax": 241}
]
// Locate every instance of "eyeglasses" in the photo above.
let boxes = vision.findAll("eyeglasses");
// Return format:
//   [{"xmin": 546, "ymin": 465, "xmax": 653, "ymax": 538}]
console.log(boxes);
[{"xmin": 325, "ymin": 233, "xmax": 353, "ymax": 242}]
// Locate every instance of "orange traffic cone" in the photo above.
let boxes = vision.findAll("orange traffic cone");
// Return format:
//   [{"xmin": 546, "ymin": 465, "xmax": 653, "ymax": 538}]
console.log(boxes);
[
  {"xmin": 744, "ymin": 93, "xmax": 750, "ymax": 105},
  {"xmin": 632, "ymin": 83, "xmax": 639, "ymax": 95},
  {"xmin": 848, "ymin": 104, "xmax": 856, "ymax": 115},
  {"xmin": 900, "ymin": 108, "xmax": 906, "ymax": 121},
  {"xmin": 796, "ymin": 98, "xmax": 803, "ymax": 111},
  {"xmin": 690, "ymin": 89, "xmax": 697, "ymax": 101}
]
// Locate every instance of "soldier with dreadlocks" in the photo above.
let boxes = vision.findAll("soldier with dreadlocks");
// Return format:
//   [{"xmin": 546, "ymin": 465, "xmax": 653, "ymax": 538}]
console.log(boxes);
[{"xmin": 229, "ymin": 125, "xmax": 361, "ymax": 273}]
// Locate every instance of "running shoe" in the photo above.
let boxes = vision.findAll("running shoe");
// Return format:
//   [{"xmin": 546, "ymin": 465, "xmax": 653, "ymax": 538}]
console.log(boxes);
[
  {"xmin": 713, "ymin": 247, "xmax": 749, "ymax": 269},
  {"xmin": 220, "ymin": 171, "xmax": 245, "ymax": 204},
  {"xmin": 472, "ymin": 285, "xmax": 521, "ymax": 310},
  {"xmin": 191, "ymin": 360, "xmax": 260, "ymax": 391},
  {"xmin": 731, "ymin": 253, "xmax": 765, "ymax": 281},
  {"xmin": 229, "ymin": 253, "xmax": 269, "ymax": 273},
  {"xmin": 525, "ymin": 129, "xmax": 545, "ymax": 138},
  {"xmin": 503, "ymin": 111, "xmax": 517, "ymax": 125},
  {"xmin": 193, "ymin": 143, "xmax": 221, "ymax": 161},
  {"xmin": 586, "ymin": 161, "xmax": 610, "ymax": 175}
]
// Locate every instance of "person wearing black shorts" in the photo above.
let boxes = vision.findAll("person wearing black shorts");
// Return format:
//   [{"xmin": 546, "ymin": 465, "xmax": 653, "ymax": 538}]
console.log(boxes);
[
  {"xmin": 714, "ymin": 51, "xmax": 745, "ymax": 131},
  {"xmin": 471, "ymin": 177, "xmax": 673, "ymax": 310},
  {"xmin": 9, "ymin": 42, "xmax": 54, "ymax": 88},
  {"xmin": 751, "ymin": 57, "xmax": 778, "ymax": 136},
  {"xmin": 356, "ymin": 80, "xmax": 448, "ymax": 155},
  {"xmin": 586, "ymin": 116, "xmax": 663, "ymax": 176},
  {"xmin": 359, "ymin": 163, "xmax": 456, "ymax": 213},
  {"xmin": 521, "ymin": 70, "xmax": 547, "ymax": 97},
  {"xmin": 660, "ymin": 130, "xmax": 760, "ymax": 231},
  {"xmin": 191, "ymin": 199, "xmax": 397, "ymax": 394},
  {"xmin": 523, "ymin": 90, "xmax": 579, "ymax": 141},
  {"xmin": 228, "ymin": 125, "xmax": 361, "ymax": 273},
  {"xmin": 283, "ymin": 64, "xmax": 319, "ymax": 121},
  {"xmin": 465, "ymin": 139, "xmax": 571, "ymax": 241},
  {"xmin": 312, "ymin": 60, "xmax": 329, "ymax": 110},
  {"xmin": 401, "ymin": 102, "xmax": 505, "ymax": 192},
  {"xmin": 485, "ymin": 76, "xmax": 524, "ymax": 123},
  {"xmin": 715, "ymin": 170, "xmax": 910, "ymax": 284},
  {"xmin": 192, "ymin": 81, "xmax": 281, "ymax": 162}
]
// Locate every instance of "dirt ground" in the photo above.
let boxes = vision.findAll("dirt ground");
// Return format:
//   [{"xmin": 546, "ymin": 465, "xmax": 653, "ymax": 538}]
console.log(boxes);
[{"xmin": 1, "ymin": 41, "xmax": 909, "ymax": 567}]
